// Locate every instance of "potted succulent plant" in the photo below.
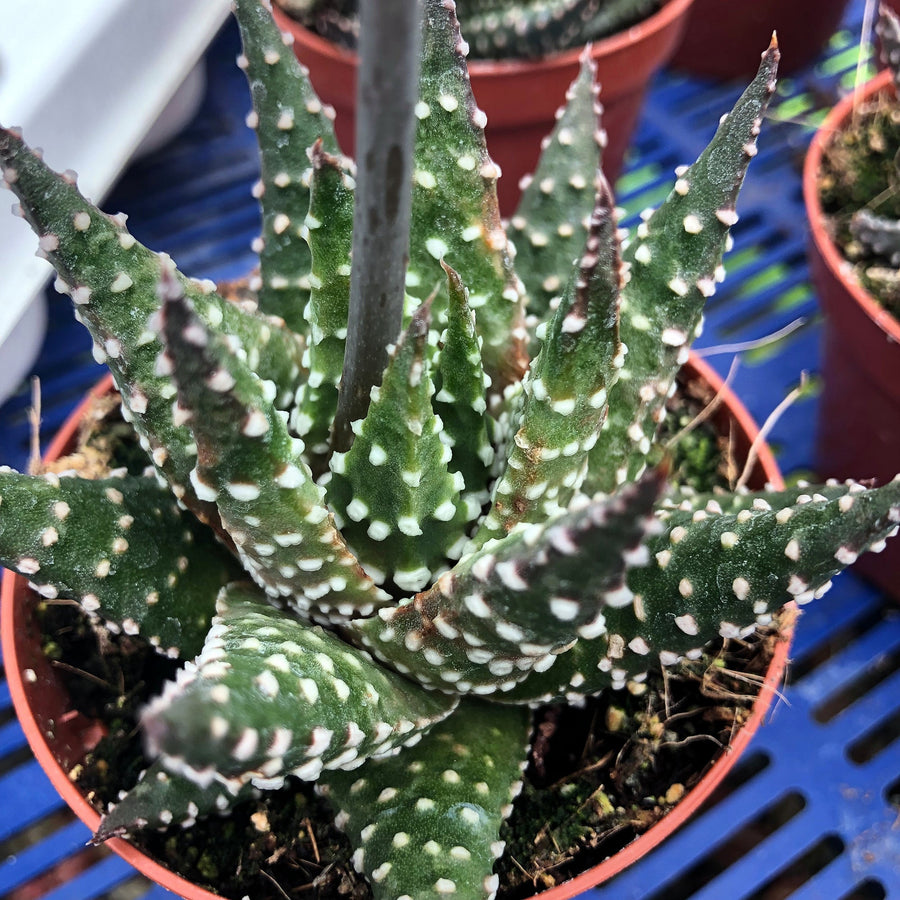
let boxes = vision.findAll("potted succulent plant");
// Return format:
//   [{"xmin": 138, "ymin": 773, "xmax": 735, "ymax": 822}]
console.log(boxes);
[
  {"xmin": 2, "ymin": 358, "xmax": 791, "ymax": 900},
  {"xmin": 269, "ymin": 0, "xmax": 696, "ymax": 213},
  {"xmin": 803, "ymin": 3, "xmax": 900, "ymax": 601},
  {"xmin": 2, "ymin": 1, "xmax": 900, "ymax": 898}
]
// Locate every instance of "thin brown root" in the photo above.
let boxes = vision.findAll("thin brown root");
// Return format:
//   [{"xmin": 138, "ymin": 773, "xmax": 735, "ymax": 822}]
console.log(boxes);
[
  {"xmin": 27, "ymin": 377, "xmax": 43, "ymax": 475},
  {"xmin": 260, "ymin": 869, "xmax": 292, "ymax": 900},
  {"xmin": 707, "ymin": 665, "xmax": 792, "ymax": 709},
  {"xmin": 664, "ymin": 357, "xmax": 739, "ymax": 451},
  {"xmin": 507, "ymin": 853, "xmax": 534, "ymax": 883},
  {"xmin": 736, "ymin": 372, "xmax": 808, "ymax": 489},
  {"xmin": 662, "ymin": 665, "xmax": 673, "ymax": 720},
  {"xmin": 303, "ymin": 817, "xmax": 321, "ymax": 865},
  {"xmin": 660, "ymin": 733, "xmax": 724, "ymax": 751},
  {"xmin": 547, "ymin": 751, "xmax": 615, "ymax": 791},
  {"xmin": 49, "ymin": 660, "xmax": 119, "ymax": 692}
]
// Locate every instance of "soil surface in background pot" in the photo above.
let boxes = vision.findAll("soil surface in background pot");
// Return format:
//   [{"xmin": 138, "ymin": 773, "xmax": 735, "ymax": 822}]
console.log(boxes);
[
  {"xmin": 19, "ymin": 376, "xmax": 785, "ymax": 900},
  {"xmin": 815, "ymin": 85, "xmax": 900, "ymax": 321}
]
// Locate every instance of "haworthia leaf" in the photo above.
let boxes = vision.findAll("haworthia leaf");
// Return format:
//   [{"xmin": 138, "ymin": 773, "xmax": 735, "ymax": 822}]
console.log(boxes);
[
  {"xmin": 291, "ymin": 142, "xmax": 355, "ymax": 459},
  {"xmin": 142, "ymin": 584, "xmax": 458, "ymax": 788},
  {"xmin": 158, "ymin": 264, "xmax": 390, "ymax": 623},
  {"xmin": 233, "ymin": 0, "xmax": 341, "ymax": 332},
  {"xmin": 501, "ymin": 477, "xmax": 900, "ymax": 704},
  {"xmin": 408, "ymin": 0, "xmax": 528, "ymax": 389},
  {"xmin": 474, "ymin": 178, "xmax": 622, "ymax": 546},
  {"xmin": 319, "ymin": 698, "xmax": 531, "ymax": 900},
  {"xmin": 878, "ymin": 4, "xmax": 900, "ymax": 89},
  {"xmin": 510, "ymin": 49, "xmax": 606, "ymax": 324},
  {"xmin": 432, "ymin": 262, "xmax": 496, "ymax": 509},
  {"xmin": 347, "ymin": 471, "xmax": 664, "ymax": 696},
  {"xmin": 284, "ymin": 0, "xmax": 359, "ymax": 47},
  {"xmin": 461, "ymin": 0, "xmax": 661, "ymax": 59},
  {"xmin": 94, "ymin": 759, "xmax": 256, "ymax": 842},
  {"xmin": 0, "ymin": 468, "xmax": 239, "ymax": 658},
  {"xmin": 583, "ymin": 40, "xmax": 780, "ymax": 495},
  {"xmin": 326, "ymin": 301, "xmax": 467, "ymax": 593},
  {"xmin": 849, "ymin": 208, "xmax": 900, "ymax": 267},
  {"xmin": 0, "ymin": 127, "xmax": 305, "ymax": 523},
  {"xmin": 294, "ymin": 0, "xmax": 661, "ymax": 57}
]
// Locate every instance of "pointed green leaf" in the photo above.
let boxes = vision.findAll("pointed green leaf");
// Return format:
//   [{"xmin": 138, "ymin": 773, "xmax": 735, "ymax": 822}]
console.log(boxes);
[
  {"xmin": 502, "ymin": 477, "xmax": 900, "ymax": 704},
  {"xmin": 159, "ymin": 265, "xmax": 389, "ymax": 622},
  {"xmin": 319, "ymin": 699, "xmax": 531, "ymax": 900},
  {"xmin": 94, "ymin": 759, "xmax": 255, "ymax": 842},
  {"xmin": 475, "ymin": 180, "xmax": 622, "ymax": 545},
  {"xmin": 326, "ymin": 301, "xmax": 467, "ymax": 593},
  {"xmin": 0, "ymin": 468, "xmax": 239, "ymax": 658},
  {"xmin": 347, "ymin": 471, "xmax": 664, "ymax": 696},
  {"xmin": 583, "ymin": 41, "xmax": 780, "ymax": 494},
  {"xmin": 0, "ymin": 126, "xmax": 305, "ymax": 521},
  {"xmin": 432, "ymin": 261, "xmax": 495, "ymax": 509},
  {"xmin": 408, "ymin": 0, "xmax": 528, "ymax": 389},
  {"xmin": 233, "ymin": 0, "xmax": 340, "ymax": 332},
  {"xmin": 142, "ymin": 584, "xmax": 457, "ymax": 788},
  {"xmin": 291, "ymin": 142, "xmax": 355, "ymax": 458},
  {"xmin": 510, "ymin": 49, "xmax": 605, "ymax": 324}
]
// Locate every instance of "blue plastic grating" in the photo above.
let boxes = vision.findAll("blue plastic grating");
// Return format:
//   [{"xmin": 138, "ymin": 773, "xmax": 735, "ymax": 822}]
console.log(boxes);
[{"xmin": 1, "ymin": 2, "xmax": 898, "ymax": 897}]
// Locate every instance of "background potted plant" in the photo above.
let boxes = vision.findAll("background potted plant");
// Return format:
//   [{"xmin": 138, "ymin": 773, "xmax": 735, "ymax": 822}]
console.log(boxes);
[
  {"xmin": 803, "ymin": 3, "xmax": 900, "ymax": 601},
  {"xmin": 2, "ymin": 1, "xmax": 900, "ymax": 898},
  {"xmin": 270, "ymin": 0, "xmax": 696, "ymax": 213}
]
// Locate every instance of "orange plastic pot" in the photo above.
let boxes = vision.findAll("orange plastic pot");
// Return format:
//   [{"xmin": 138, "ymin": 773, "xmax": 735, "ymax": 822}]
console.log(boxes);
[
  {"xmin": 2, "ymin": 356, "xmax": 788, "ymax": 899},
  {"xmin": 0, "ymin": 376, "xmax": 219, "ymax": 900},
  {"xmin": 273, "ymin": 0, "xmax": 696, "ymax": 215},
  {"xmin": 803, "ymin": 67, "xmax": 900, "ymax": 601},
  {"xmin": 669, "ymin": 0, "xmax": 850, "ymax": 79}
]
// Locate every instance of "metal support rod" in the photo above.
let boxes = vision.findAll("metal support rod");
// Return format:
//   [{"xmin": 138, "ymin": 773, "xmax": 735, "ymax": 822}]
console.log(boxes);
[{"xmin": 332, "ymin": 0, "xmax": 423, "ymax": 451}]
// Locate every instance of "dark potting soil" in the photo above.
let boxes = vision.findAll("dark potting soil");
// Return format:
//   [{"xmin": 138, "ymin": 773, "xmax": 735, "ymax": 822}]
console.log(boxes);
[
  {"xmin": 29, "ymin": 381, "xmax": 782, "ymax": 899},
  {"xmin": 816, "ymin": 91, "xmax": 900, "ymax": 321},
  {"xmin": 40, "ymin": 601, "xmax": 783, "ymax": 899}
]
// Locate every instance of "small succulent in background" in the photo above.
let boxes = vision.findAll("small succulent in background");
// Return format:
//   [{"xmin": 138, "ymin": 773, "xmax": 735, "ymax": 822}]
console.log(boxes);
[
  {"xmin": 816, "ymin": 3, "xmax": 900, "ymax": 318},
  {"xmin": 274, "ymin": 0, "xmax": 662, "ymax": 57},
  {"xmin": 2, "ymin": 1, "xmax": 900, "ymax": 898}
]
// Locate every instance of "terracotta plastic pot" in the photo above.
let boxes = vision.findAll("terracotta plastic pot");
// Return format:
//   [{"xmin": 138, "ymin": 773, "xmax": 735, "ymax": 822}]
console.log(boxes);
[
  {"xmin": 0, "ymin": 376, "xmax": 220, "ymax": 900},
  {"xmin": 273, "ymin": 0, "xmax": 696, "ymax": 215},
  {"xmin": 804, "ymin": 67, "xmax": 900, "ymax": 601},
  {"xmin": 2, "ymin": 356, "xmax": 788, "ymax": 899},
  {"xmin": 669, "ymin": 0, "xmax": 850, "ymax": 79}
]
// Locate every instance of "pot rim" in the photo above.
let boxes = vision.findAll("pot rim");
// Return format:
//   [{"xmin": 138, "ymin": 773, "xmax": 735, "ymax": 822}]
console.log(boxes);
[
  {"xmin": 273, "ymin": 0, "xmax": 696, "ymax": 76},
  {"xmin": 802, "ymin": 65, "xmax": 900, "ymax": 345},
  {"xmin": 2, "ymin": 356, "xmax": 787, "ymax": 900},
  {"xmin": 0, "ymin": 374, "xmax": 222, "ymax": 900}
]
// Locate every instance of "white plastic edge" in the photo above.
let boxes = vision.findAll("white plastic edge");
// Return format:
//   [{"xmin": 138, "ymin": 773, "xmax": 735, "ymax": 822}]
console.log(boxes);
[{"xmin": 0, "ymin": 0, "xmax": 231, "ymax": 392}]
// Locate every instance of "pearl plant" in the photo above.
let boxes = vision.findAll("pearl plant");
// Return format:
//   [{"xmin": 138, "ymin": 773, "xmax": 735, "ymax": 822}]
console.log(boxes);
[{"xmin": 1, "ymin": 1, "xmax": 900, "ymax": 898}]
